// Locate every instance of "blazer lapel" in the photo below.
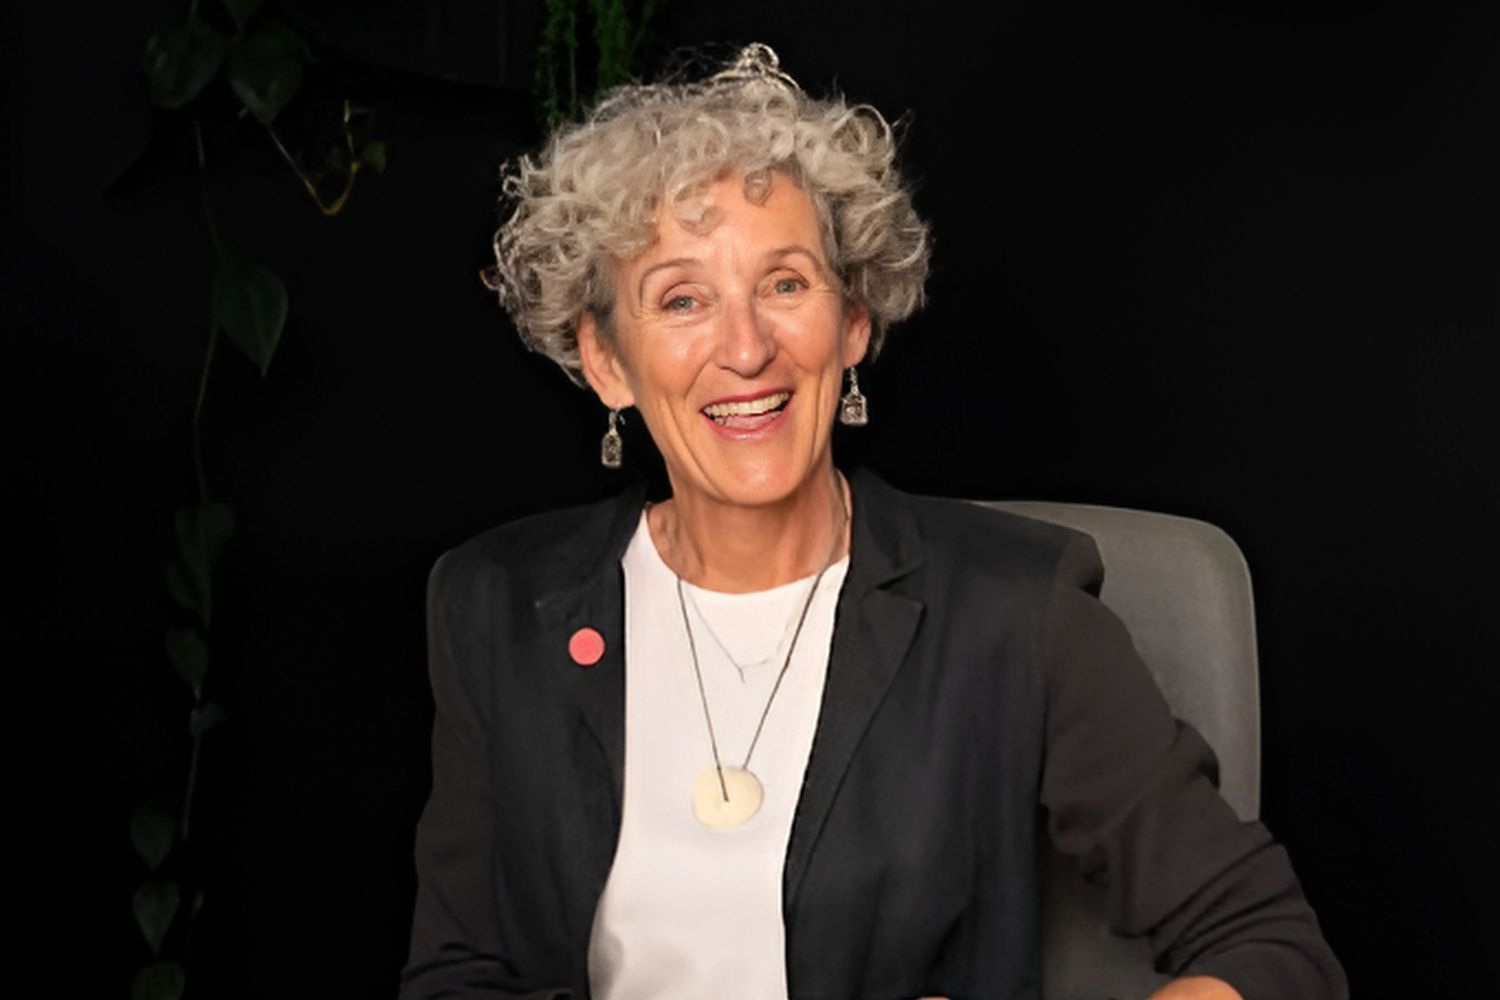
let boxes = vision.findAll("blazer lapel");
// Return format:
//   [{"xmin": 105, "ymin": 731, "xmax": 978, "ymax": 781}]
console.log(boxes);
[
  {"xmin": 531, "ymin": 482, "xmax": 648, "ymax": 968},
  {"xmin": 533, "ymin": 481, "xmax": 649, "ymax": 807},
  {"xmin": 784, "ymin": 468, "xmax": 926, "ymax": 911}
]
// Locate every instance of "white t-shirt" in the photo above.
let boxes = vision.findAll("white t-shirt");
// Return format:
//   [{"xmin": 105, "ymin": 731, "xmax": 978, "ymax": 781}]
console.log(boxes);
[{"xmin": 587, "ymin": 510, "xmax": 850, "ymax": 1000}]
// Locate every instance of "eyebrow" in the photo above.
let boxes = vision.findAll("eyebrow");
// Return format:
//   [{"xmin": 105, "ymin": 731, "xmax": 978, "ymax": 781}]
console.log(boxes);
[
  {"xmin": 636, "ymin": 258, "xmax": 700, "ymax": 303},
  {"xmin": 767, "ymin": 245, "xmax": 830, "ymax": 279}
]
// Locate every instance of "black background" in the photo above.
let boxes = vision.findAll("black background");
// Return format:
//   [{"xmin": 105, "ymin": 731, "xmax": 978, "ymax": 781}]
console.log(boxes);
[{"xmin": 9, "ymin": 1, "xmax": 1497, "ymax": 997}]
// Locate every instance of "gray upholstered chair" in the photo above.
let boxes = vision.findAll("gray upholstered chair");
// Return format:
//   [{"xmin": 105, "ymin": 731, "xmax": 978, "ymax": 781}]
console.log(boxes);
[{"xmin": 977, "ymin": 501, "xmax": 1261, "ymax": 1000}]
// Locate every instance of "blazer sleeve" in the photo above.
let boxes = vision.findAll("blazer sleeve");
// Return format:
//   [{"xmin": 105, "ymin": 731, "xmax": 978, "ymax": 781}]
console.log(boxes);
[
  {"xmin": 1038, "ymin": 534, "xmax": 1348, "ymax": 1000},
  {"xmin": 399, "ymin": 549, "xmax": 570, "ymax": 1000}
]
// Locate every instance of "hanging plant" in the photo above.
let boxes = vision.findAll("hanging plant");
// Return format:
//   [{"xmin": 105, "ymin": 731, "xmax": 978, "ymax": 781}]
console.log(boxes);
[
  {"xmin": 128, "ymin": 2, "xmax": 384, "ymax": 997},
  {"xmin": 534, "ymin": 0, "xmax": 662, "ymax": 126}
]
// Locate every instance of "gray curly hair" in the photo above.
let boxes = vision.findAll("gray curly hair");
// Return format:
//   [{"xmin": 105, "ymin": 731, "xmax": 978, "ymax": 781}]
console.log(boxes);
[{"xmin": 483, "ymin": 44, "xmax": 931, "ymax": 383}]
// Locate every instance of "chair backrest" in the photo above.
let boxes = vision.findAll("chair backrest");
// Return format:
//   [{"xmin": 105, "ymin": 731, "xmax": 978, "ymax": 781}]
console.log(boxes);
[{"xmin": 976, "ymin": 501, "xmax": 1261, "ymax": 1000}]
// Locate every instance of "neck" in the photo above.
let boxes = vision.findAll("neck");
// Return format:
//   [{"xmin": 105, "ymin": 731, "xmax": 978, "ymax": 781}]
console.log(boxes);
[{"xmin": 650, "ymin": 463, "xmax": 850, "ymax": 593}]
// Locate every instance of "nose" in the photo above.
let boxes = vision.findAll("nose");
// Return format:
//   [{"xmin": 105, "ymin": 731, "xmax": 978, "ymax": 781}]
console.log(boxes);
[{"xmin": 714, "ymin": 293, "xmax": 777, "ymax": 377}]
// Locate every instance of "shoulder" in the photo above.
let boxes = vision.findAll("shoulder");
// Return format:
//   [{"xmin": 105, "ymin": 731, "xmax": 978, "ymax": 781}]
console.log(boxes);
[
  {"xmin": 857, "ymin": 471, "xmax": 1103, "ymax": 594},
  {"xmin": 428, "ymin": 483, "xmax": 646, "ymax": 598}
]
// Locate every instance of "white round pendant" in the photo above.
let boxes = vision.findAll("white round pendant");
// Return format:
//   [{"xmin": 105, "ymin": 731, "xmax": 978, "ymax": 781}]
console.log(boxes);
[{"xmin": 691, "ymin": 766, "xmax": 764, "ymax": 828}]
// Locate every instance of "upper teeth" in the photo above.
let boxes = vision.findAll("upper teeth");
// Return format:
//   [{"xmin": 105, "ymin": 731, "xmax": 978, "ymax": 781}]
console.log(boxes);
[{"xmin": 703, "ymin": 392, "xmax": 790, "ymax": 417}]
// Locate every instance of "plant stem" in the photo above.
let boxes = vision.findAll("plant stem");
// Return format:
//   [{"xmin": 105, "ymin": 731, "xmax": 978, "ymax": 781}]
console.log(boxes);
[
  {"xmin": 192, "ymin": 120, "xmax": 224, "ymax": 248},
  {"xmin": 182, "ymin": 725, "xmax": 203, "ymax": 844},
  {"xmin": 266, "ymin": 122, "xmax": 355, "ymax": 216},
  {"xmin": 191, "ymin": 316, "xmax": 219, "ymax": 507},
  {"xmin": 568, "ymin": 24, "xmax": 578, "ymax": 118},
  {"xmin": 184, "ymin": 118, "xmax": 214, "ymax": 845},
  {"xmin": 191, "ymin": 118, "xmax": 221, "ymax": 506}
]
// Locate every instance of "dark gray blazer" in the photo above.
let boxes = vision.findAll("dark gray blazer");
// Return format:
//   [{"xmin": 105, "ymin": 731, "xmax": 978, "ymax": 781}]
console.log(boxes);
[{"xmin": 400, "ymin": 468, "xmax": 1345, "ymax": 1000}]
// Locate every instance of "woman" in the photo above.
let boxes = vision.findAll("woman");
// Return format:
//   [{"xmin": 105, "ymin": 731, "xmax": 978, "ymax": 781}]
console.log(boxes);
[{"xmin": 401, "ymin": 45, "xmax": 1345, "ymax": 1000}]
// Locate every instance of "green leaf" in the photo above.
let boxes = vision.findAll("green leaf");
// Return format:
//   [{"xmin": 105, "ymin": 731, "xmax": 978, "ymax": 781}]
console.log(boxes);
[
  {"xmin": 359, "ymin": 140, "xmax": 388, "ymax": 173},
  {"xmin": 142, "ymin": 17, "xmax": 228, "ymax": 109},
  {"xmin": 130, "ymin": 805, "xmax": 176, "ymax": 871},
  {"xmin": 224, "ymin": 21, "xmax": 311, "ymax": 124},
  {"xmin": 165, "ymin": 562, "xmax": 195, "ymax": 617},
  {"xmin": 213, "ymin": 258, "xmax": 287, "ymax": 376},
  {"xmin": 222, "ymin": 0, "xmax": 264, "ymax": 32},
  {"xmin": 132, "ymin": 961, "xmax": 186, "ymax": 1000},
  {"xmin": 133, "ymin": 881, "xmax": 180, "ymax": 955},
  {"xmin": 190, "ymin": 702, "xmax": 229, "ymax": 739},
  {"xmin": 165, "ymin": 626, "xmax": 208, "ymax": 698},
  {"xmin": 169, "ymin": 502, "xmax": 236, "ymax": 624}
]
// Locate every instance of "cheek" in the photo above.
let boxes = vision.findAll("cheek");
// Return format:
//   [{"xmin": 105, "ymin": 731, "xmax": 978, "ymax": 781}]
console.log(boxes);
[
  {"xmin": 792, "ymin": 320, "xmax": 848, "ymax": 375},
  {"xmin": 627, "ymin": 337, "xmax": 708, "ymax": 413}
]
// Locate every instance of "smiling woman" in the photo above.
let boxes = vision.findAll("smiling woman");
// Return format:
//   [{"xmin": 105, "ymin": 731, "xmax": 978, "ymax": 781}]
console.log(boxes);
[
  {"xmin": 401, "ymin": 43, "xmax": 1347, "ymax": 1000},
  {"xmin": 577, "ymin": 170, "xmax": 870, "ymax": 565}
]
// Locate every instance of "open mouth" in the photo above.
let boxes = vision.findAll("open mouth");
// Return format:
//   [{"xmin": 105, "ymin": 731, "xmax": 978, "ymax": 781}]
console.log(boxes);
[{"xmin": 702, "ymin": 391, "xmax": 792, "ymax": 429}]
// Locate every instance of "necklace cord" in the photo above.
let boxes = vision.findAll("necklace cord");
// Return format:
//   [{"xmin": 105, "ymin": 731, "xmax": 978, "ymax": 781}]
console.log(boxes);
[
  {"xmin": 677, "ymin": 575, "xmax": 730, "ymax": 801},
  {"xmin": 683, "ymin": 586, "xmax": 791, "ymax": 680},
  {"xmin": 674, "ymin": 472, "xmax": 851, "ymax": 803},
  {"xmin": 738, "ymin": 563, "xmax": 828, "ymax": 769}
]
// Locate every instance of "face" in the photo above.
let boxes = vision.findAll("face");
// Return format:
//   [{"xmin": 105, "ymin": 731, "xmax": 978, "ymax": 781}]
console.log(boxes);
[{"xmin": 578, "ymin": 171, "xmax": 870, "ymax": 509}]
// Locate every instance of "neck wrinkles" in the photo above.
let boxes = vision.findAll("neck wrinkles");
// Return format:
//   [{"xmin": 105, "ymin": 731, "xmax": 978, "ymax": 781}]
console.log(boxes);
[{"xmin": 648, "ymin": 466, "xmax": 851, "ymax": 593}]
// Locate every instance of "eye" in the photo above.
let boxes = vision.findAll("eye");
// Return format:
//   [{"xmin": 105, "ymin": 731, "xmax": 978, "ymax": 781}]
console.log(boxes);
[
  {"xmin": 770, "ymin": 274, "xmax": 808, "ymax": 295},
  {"xmin": 658, "ymin": 285, "xmax": 709, "ymax": 315}
]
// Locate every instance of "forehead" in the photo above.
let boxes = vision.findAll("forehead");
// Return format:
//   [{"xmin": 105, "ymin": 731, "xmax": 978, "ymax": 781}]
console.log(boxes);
[{"xmin": 635, "ymin": 171, "xmax": 825, "ymax": 265}]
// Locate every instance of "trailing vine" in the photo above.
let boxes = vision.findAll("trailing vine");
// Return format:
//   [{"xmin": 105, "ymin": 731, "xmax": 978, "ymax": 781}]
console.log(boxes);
[{"xmin": 127, "ymin": 2, "xmax": 383, "ymax": 997}]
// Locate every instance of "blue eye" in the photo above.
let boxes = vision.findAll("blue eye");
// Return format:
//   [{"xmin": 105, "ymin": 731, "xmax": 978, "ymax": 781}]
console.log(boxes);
[
  {"xmin": 664, "ymin": 294, "xmax": 696, "ymax": 311},
  {"xmin": 773, "ymin": 276, "xmax": 805, "ymax": 294}
]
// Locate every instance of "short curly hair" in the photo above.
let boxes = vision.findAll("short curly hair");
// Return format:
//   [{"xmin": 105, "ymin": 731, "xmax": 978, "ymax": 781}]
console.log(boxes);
[{"xmin": 483, "ymin": 44, "xmax": 931, "ymax": 383}]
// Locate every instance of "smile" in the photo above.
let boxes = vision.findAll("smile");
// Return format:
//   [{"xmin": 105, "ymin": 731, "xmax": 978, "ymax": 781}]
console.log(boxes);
[{"xmin": 702, "ymin": 391, "xmax": 792, "ymax": 427}]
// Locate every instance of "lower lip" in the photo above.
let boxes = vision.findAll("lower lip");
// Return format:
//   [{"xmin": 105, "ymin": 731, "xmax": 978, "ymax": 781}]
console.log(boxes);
[{"xmin": 701, "ymin": 396, "xmax": 793, "ymax": 440}]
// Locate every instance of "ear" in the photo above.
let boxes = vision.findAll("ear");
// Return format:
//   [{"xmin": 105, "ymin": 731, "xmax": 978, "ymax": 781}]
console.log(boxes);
[
  {"xmin": 840, "ymin": 300, "xmax": 872, "ymax": 368},
  {"xmin": 577, "ymin": 312, "xmax": 637, "ymax": 410}
]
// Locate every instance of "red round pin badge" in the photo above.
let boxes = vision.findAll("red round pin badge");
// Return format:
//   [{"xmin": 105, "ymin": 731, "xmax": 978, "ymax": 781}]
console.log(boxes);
[{"xmin": 568, "ymin": 627, "xmax": 605, "ymax": 667}]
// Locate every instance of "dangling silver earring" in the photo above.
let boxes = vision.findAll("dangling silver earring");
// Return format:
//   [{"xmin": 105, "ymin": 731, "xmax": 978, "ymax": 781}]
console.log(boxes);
[
  {"xmin": 600, "ymin": 408, "xmax": 624, "ymax": 468},
  {"xmin": 838, "ymin": 367, "xmax": 869, "ymax": 426}
]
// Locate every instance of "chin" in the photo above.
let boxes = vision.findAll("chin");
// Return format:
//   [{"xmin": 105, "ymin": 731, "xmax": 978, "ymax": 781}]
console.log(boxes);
[{"xmin": 701, "ymin": 454, "xmax": 827, "ymax": 509}]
